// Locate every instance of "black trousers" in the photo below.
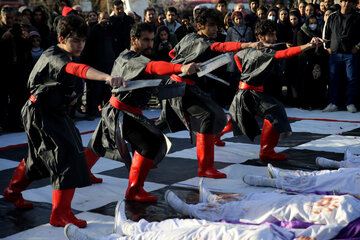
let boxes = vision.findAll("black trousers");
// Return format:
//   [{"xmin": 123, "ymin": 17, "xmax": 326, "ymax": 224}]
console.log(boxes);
[{"xmin": 123, "ymin": 114, "xmax": 163, "ymax": 160}]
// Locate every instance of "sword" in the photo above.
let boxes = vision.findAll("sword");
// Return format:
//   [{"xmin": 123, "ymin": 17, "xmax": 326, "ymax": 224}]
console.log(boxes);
[
  {"xmin": 204, "ymin": 73, "xmax": 230, "ymax": 86},
  {"xmin": 197, "ymin": 53, "xmax": 232, "ymax": 77},
  {"xmin": 111, "ymin": 79, "xmax": 163, "ymax": 93}
]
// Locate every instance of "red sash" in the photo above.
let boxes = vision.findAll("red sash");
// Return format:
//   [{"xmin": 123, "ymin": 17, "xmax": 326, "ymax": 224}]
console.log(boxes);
[
  {"xmin": 170, "ymin": 74, "xmax": 195, "ymax": 86},
  {"xmin": 238, "ymin": 81, "xmax": 264, "ymax": 92},
  {"xmin": 109, "ymin": 95, "xmax": 143, "ymax": 115}
]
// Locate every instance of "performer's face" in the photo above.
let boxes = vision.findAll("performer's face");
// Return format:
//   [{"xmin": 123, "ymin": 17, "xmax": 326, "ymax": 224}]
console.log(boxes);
[
  {"xmin": 258, "ymin": 31, "xmax": 277, "ymax": 44},
  {"xmin": 58, "ymin": 33, "xmax": 86, "ymax": 57},
  {"xmin": 131, "ymin": 31, "xmax": 154, "ymax": 57},
  {"xmin": 197, "ymin": 19, "xmax": 218, "ymax": 39}
]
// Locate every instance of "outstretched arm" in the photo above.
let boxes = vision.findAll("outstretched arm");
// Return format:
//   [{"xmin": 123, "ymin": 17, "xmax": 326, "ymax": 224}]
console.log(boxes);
[
  {"xmin": 64, "ymin": 62, "xmax": 125, "ymax": 87},
  {"xmin": 144, "ymin": 61, "xmax": 201, "ymax": 76},
  {"xmin": 210, "ymin": 42, "xmax": 264, "ymax": 53},
  {"xmin": 274, "ymin": 37, "xmax": 324, "ymax": 59}
]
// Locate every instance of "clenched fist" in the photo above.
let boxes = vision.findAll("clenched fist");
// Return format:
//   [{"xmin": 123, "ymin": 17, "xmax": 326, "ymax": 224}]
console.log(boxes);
[
  {"xmin": 180, "ymin": 63, "xmax": 202, "ymax": 75},
  {"xmin": 106, "ymin": 76, "xmax": 126, "ymax": 87}
]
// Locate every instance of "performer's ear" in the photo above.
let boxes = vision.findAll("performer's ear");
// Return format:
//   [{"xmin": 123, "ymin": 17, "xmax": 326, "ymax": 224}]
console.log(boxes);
[
  {"xmin": 257, "ymin": 34, "xmax": 264, "ymax": 42},
  {"xmin": 196, "ymin": 23, "xmax": 204, "ymax": 30},
  {"xmin": 130, "ymin": 36, "xmax": 136, "ymax": 46},
  {"xmin": 58, "ymin": 36, "xmax": 65, "ymax": 44}
]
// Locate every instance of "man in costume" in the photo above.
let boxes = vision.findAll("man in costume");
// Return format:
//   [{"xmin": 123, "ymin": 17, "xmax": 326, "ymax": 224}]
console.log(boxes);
[
  {"xmin": 215, "ymin": 20, "xmax": 324, "ymax": 161},
  {"xmin": 160, "ymin": 8, "xmax": 263, "ymax": 179},
  {"xmin": 2, "ymin": 15, "xmax": 125, "ymax": 228},
  {"xmin": 85, "ymin": 22, "xmax": 200, "ymax": 202}
]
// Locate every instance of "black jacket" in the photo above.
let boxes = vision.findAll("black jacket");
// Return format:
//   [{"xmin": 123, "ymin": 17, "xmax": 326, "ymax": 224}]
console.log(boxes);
[{"xmin": 323, "ymin": 10, "xmax": 360, "ymax": 53}]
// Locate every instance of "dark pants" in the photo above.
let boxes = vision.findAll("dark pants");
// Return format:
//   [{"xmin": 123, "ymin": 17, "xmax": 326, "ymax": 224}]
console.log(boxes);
[
  {"xmin": 123, "ymin": 114, "xmax": 162, "ymax": 160},
  {"xmin": 329, "ymin": 53, "xmax": 358, "ymax": 106}
]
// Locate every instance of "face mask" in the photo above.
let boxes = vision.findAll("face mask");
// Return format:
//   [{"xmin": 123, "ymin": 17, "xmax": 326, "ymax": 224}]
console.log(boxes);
[
  {"xmin": 308, "ymin": 24, "xmax": 317, "ymax": 30},
  {"xmin": 268, "ymin": 15, "xmax": 275, "ymax": 21}
]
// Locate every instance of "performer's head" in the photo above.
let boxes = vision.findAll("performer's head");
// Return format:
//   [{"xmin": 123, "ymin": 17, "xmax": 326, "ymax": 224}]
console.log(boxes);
[
  {"xmin": 57, "ymin": 15, "xmax": 88, "ymax": 57},
  {"xmin": 130, "ymin": 22, "xmax": 155, "ymax": 57},
  {"xmin": 255, "ymin": 19, "xmax": 278, "ymax": 44},
  {"xmin": 195, "ymin": 8, "xmax": 222, "ymax": 39}
]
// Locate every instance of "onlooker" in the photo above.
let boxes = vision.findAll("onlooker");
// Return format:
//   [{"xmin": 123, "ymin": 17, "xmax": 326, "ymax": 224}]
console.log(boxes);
[
  {"xmin": 296, "ymin": 15, "xmax": 328, "ymax": 109},
  {"xmin": 163, "ymin": 7, "xmax": 186, "ymax": 41},
  {"xmin": 82, "ymin": 11, "xmax": 115, "ymax": 119},
  {"xmin": 323, "ymin": 0, "xmax": 360, "ymax": 113},
  {"xmin": 256, "ymin": 6, "xmax": 267, "ymax": 21},
  {"xmin": 324, "ymin": 0, "xmax": 335, "ymax": 9},
  {"xmin": 267, "ymin": 7, "xmax": 278, "ymax": 22},
  {"xmin": 224, "ymin": 12, "xmax": 233, "ymax": 30},
  {"xmin": 305, "ymin": 3, "xmax": 315, "ymax": 17},
  {"xmin": 181, "ymin": 15, "xmax": 196, "ymax": 34},
  {"xmin": 216, "ymin": 0, "xmax": 228, "ymax": 17},
  {"xmin": 144, "ymin": 7, "xmax": 158, "ymax": 29},
  {"xmin": 72, "ymin": 5, "xmax": 83, "ymax": 17},
  {"xmin": 110, "ymin": 0, "xmax": 134, "ymax": 57},
  {"xmin": 277, "ymin": 7, "xmax": 292, "ymax": 45},
  {"xmin": 152, "ymin": 25, "xmax": 177, "ymax": 61},
  {"xmin": 247, "ymin": 0, "xmax": 259, "ymax": 29},
  {"xmin": 86, "ymin": 11, "xmax": 98, "ymax": 29},
  {"xmin": 31, "ymin": 6, "xmax": 50, "ymax": 49},
  {"xmin": 157, "ymin": 12, "xmax": 165, "ymax": 25},
  {"xmin": 29, "ymin": 30, "xmax": 44, "ymax": 66},
  {"xmin": 298, "ymin": 1, "xmax": 307, "ymax": 22},
  {"xmin": 320, "ymin": 0, "xmax": 326, "ymax": 13},
  {"xmin": 18, "ymin": 6, "xmax": 32, "ymax": 21}
]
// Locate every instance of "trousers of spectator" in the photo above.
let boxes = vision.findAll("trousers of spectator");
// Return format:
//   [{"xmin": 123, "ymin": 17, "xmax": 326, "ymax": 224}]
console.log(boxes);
[{"xmin": 328, "ymin": 53, "xmax": 359, "ymax": 106}]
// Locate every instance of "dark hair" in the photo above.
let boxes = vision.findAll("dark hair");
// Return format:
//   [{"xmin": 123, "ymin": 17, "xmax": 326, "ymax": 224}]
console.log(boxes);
[
  {"xmin": 144, "ymin": 7, "xmax": 156, "ymax": 16},
  {"xmin": 216, "ymin": 0, "xmax": 228, "ymax": 8},
  {"xmin": 257, "ymin": 6, "xmax": 267, "ymax": 13},
  {"xmin": 113, "ymin": 0, "xmax": 123, "ymax": 7},
  {"xmin": 255, "ymin": 19, "xmax": 277, "ymax": 38},
  {"xmin": 54, "ymin": 0, "xmax": 72, "ymax": 13},
  {"xmin": 57, "ymin": 14, "xmax": 88, "ymax": 39},
  {"xmin": 32, "ymin": 6, "xmax": 49, "ymax": 23},
  {"xmin": 130, "ymin": 22, "xmax": 155, "ymax": 39},
  {"xmin": 156, "ymin": 25, "xmax": 170, "ymax": 37},
  {"xmin": 1, "ymin": 5, "xmax": 13, "ymax": 17},
  {"xmin": 166, "ymin": 7, "xmax": 177, "ymax": 15},
  {"xmin": 195, "ymin": 8, "xmax": 221, "ymax": 26}
]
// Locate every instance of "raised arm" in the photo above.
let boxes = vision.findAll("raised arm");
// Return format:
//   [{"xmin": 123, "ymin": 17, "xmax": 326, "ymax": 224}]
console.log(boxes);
[
  {"xmin": 274, "ymin": 38, "xmax": 324, "ymax": 59},
  {"xmin": 210, "ymin": 42, "xmax": 263, "ymax": 53},
  {"xmin": 144, "ymin": 61, "xmax": 201, "ymax": 76}
]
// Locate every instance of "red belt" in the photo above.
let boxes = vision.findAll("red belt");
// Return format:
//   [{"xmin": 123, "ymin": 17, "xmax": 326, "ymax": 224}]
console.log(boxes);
[
  {"xmin": 239, "ymin": 81, "xmax": 263, "ymax": 92},
  {"xmin": 29, "ymin": 94, "xmax": 36, "ymax": 103},
  {"xmin": 109, "ymin": 95, "xmax": 143, "ymax": 115},
  {"xmin": 170, "ymin": 74, "xmax": 195, "ymax": 86}
]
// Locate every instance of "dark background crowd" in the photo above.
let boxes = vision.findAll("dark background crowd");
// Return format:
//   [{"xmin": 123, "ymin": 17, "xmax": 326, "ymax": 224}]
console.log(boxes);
[{"xmin": 1, "ymin": 0, "xmax": 360, "ymax": 134}]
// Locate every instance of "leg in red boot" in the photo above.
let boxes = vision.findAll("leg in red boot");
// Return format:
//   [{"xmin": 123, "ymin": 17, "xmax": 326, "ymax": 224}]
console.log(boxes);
[
  {"xmin": 125, "ymin": 151, "xmax": 157, "ymax": 202},
  {"xmin": 3, "ymin": 158, "xmax": 33, "ymax": 209},
  {"xmin": 197, "ymin": 133, "xmax": 227, "ymax": 178},
  {"xmin": 214, "ymin": 118, "xmax": 233, "ymax": 147},
  {"xmin": 259, "ymin": 119, "xmax": 288, "ymax": 161},
  {"xmin": 50, "ymin": 189, "xmax": 87, "ymax": 228},
  {"xmin": 84, "ymin": 148, "xmax": 103, "ymax": 184}
]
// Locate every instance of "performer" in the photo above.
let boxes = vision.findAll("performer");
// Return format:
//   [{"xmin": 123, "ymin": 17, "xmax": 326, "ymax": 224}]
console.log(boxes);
[
  {"xmin": 216, "ymin": 20, "xmax": 324, "ymax": 161},
  {"xmin": 2, "ymin": 15, "xmax": 125, "ymax": 228},
  {"xmin": 243, "ymin": 163, "xmax": 360, "ymax": 195},
  {"xmin": 63, "ymin": 201, "xmax": 297, "ymax": 240},
  {"xmin": 86, "ymin": 22, "xmax": 200, "ymax": 202},
  {"xmin": 160, "ymin": 8, "xmax": 263, "ymax": 179},
  {"xmin": 165, "ymin": 179, "xmax": 360, "ymax": 239}
]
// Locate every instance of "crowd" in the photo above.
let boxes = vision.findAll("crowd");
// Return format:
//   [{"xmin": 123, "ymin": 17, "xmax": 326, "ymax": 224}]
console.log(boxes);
[{"xmin": 1, "ymin": 0, "xmax": 360, "ymax": 133}]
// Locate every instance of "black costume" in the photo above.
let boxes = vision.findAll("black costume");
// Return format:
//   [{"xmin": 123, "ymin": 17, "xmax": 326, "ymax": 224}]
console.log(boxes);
[
  {"xmin": 87, "ymin": 49, "xmax": 170, "ymax": 168},
  {"xmin": 23, "ymin": 45, "xmax": 91, "ymax": 189}
]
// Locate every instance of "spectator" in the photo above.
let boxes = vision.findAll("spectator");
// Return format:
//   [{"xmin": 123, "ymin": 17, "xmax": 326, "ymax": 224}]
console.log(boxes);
[
  {"xmin": 82, "ymin": 11, "xmax": 115, "ymax": 119},
  {"xmin": 18, "ymin": 6, "xmax": 32, "ymax": 21},
  {"xmin": 144, "ymin": 7, "xmax": 158, "ymax": 29},
  {"xmin": 256, "ymin": 6, "xmax": 267, "ymax": 21},
  {"xmin": 321, "ymin": 6, "xmax": 335, "ymax": 30},
  {"xmin": 267, "ymin": 7, "xmax": 278, "ymax": 22},
  {"xmin": 181, "ymin": 15, "xmax": 196, "ymax": 34},
  {"xmin": 157, "ymin": 12, "xmax": 165, "ymax": 25},
  {"xmin": 296, "ymin": 15, "xmax": 328, "ymax": 109},
  {"xmin": 29, "ymin": 31, "xmax": 43, "ymax": 66},
  {"xmin": 163, "ymin": 7, "xmax": 186, "ymax": 41},
  {"xmin": 86, "ymin": 11, "xmax": 98, "ymax": 29},
  {"xmin": 320, "ymin": 0, "xmax": 326, "ymax": 13},
  {"xmin": 234, "ymin": 3, "xmax": 247, "ymax": 15},
  {"xmin": 277, "ymin": 7, "xmax": 292, "ymax": 45},
  {"xmin": 223, "ymin": 12, "xmax": 233, "ymax": 30},
  {"xmin": 305, "ymin": 3, "xmax": 315, "ymax": 17},
  {"xmin": 152, "ymin": 25, "xmax": 177, "ymax": 61},
  {"xmin": 72, "ymin": 5, "xmax": 83, "ymax": 17},
  {"xmin": 247, "ymin": 0, "xmax": 259, "ymax": 29},
  {"xmin": 298, "ymin": 1, "xmax": 306, "ymax": 22},
  {"xmin": 323, "ymin": 0, "xmax": 360, "ymax": 113},
  {"xmin": 324, "ymin": 0, "xmax": 335, "ymax": 9},
  {"xmin": 110, "ymin": 0, "xmax": 134, "ymax": 57},
  {"xmin": 275, "ymin": 0, "xmax": 285, "ymax": 9},
  {"xmin": 31, "ymin": 6, "xmax": 50, "ymax": 49},
  {"xmin": 48, "ymin": 0, "xmax": 72, "ymax": 32}
]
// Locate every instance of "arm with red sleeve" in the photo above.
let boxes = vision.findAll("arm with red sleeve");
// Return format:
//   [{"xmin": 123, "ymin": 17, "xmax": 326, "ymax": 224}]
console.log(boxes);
[
  {"xmin": 210, "ymin": 42, "xmax": 258, "ymax": 53},
  {"xmin": 144, "ymin": 61, "xmax": 182, "ymax": 75},
  {"xmin": 274, "ymin": 43, "xmax": 315, "ymax": 59}
]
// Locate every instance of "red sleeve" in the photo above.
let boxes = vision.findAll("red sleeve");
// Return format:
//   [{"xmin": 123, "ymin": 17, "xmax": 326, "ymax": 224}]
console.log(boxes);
[
  {"xmin": 210, "ymin": 42, "xmax": 242, "ymax": 53},
  {"xmin": 274, "ymin": 46, "xmax": 302, "ymax": 59},
  {"xmin": 64, "ymin": 62, "xmax": 91, "ymax": 79},
  {"xmin": 169, "ymin": 49, "xmax": 176, "ymax": 59},
  {"xmin": 144, "ymin": 61, "xmax": 182, "ymax": 75}
]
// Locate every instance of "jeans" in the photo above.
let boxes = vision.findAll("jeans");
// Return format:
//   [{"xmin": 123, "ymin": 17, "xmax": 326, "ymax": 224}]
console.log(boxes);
[{"xmin": 328, "ymin": 53, "xmax": 358, "ymax": 106}]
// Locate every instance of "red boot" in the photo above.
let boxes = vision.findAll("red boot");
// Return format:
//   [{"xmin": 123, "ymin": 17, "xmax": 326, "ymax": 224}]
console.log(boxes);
[
  {"xmin": 3, "ymin": 158, "xmax": 33, "ymax": 209},
  {"xmin": 214, "ymin": 118, "xmax": 233, "ymax": 147},
  {"xmin": 197, "ymin": 133, "xmax": 227, "ymax": 178},
  {"xmin": 259, "ymin": 119, "xmax": 288, "ymax": 161},
  {"xmin": 125, "ymin": 151, "xmax": 157, "ymax": 202},
  {"xmin": 85, "ymin": 148, "xmax": 103, "ymax": 184},
  {"xmin": 50, "ymin": 189, "xmax": 87, "ymax": 228}
]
